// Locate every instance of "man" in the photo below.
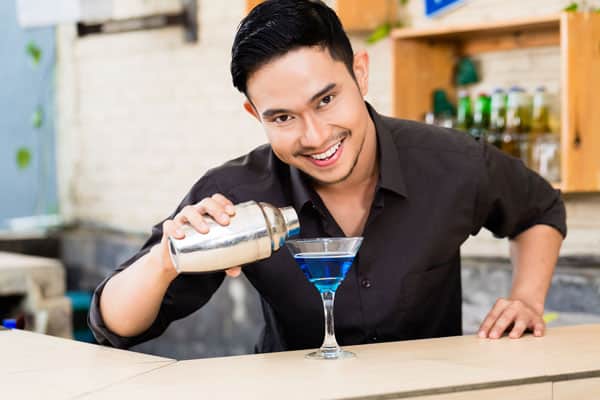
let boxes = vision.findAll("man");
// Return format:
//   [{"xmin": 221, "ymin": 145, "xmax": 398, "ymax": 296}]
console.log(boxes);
[{"xmin": 89, "ymin": 0, "xmax": 566, "ymax": 352}]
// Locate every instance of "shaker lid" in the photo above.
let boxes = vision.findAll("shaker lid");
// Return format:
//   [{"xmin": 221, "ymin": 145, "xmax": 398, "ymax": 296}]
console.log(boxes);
[{"xmin": 280, "ymin": 207, "xmax": 300, "ymax": 238}]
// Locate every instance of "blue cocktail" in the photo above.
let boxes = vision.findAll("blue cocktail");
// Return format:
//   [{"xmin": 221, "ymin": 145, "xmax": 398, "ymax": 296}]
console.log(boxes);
[
  {"xmin": 286, "ymin": 237, "xmax": 363, "ymax": 360},
  {"xmin": 294, "ymin": 253, "xmax": 355, "ymax": 293}
]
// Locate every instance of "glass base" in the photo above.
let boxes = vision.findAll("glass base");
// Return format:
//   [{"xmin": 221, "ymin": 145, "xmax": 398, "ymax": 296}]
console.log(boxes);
[{"xmin": 305, "ymin": 349, "xmax": 355, "ymax": 360}]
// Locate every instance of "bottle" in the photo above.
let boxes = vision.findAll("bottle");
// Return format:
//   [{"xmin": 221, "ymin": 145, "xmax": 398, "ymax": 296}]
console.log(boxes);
[
  {"xmin": 455, "ymin": 90, "xmax": 472, "ymax": 132},
  {"xmin": 1, "ymin": 315, "xmax": 25, "ymax": 329},
  {"xmin": 424, "ymin": 111, "xmax": 436, "ymax": 125},
  {"xmin": 2, "ymin": 319, "xmax": 17, "ymax": 329},
  {"xmin": 503, "ymin": 86, "xmax": 526, "ymax": 158},
  {"xmin": 487, "ymin": 88, "xmax": 507, "ymax": 148},
  {"xmin": 168, "ymin": 201, "xmax": 300, "ymax": 273},
  {"xmin": 528, "ymin": 86, "xmax": 552, "ymax": 169},
  {"xmin": 432, "ymin": 89, "xmax": 455, "ymax": 128},
  {"xmin": 531, "ymin": 86, "xmax": 550, "ymax": 135},
  {"xmin": 471, "ymin": 93, "xmax": 491, "ymax": 139}
]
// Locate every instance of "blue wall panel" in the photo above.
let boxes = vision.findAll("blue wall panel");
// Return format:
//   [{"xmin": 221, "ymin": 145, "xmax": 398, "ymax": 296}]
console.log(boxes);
[{"xmin": 0, "ymin": 0, "xmax": 57, "ymax": 227}]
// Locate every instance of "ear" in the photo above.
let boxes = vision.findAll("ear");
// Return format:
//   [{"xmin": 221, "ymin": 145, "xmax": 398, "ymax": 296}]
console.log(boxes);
[
  {"xmin": 244, "ymin": 100, "xmax": 261, "ymax": 122},
  {"xmin": 353, "ymin": 50, "xmax": 370, "ymax": 97}
]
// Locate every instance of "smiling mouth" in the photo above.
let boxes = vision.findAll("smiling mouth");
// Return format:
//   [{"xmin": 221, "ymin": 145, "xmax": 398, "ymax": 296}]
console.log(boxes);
[{"xmin": 307, "ymin": 139, "xmax": 343, "ymax": 161}]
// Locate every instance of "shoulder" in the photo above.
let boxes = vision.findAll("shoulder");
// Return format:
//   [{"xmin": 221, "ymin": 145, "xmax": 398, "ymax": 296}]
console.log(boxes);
[
  {"xmin": 381, "ymin": 115, "xmax": 482, "ymax": 160},
  {"xmin": 189, "ymin": 144, "xmax": 284, "ymax": 202}
]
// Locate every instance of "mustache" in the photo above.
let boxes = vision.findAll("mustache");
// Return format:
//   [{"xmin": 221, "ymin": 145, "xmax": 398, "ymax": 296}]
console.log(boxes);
[{"xmin": 295, "ymin": 130, "xmax": 350, "ymax": 156}]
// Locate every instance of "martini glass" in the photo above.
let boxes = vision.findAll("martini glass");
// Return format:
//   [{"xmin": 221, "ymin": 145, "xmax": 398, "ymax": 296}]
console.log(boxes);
[{"xmin": 286, "ymin": 237, "xmax": 363, "ymax": 360}]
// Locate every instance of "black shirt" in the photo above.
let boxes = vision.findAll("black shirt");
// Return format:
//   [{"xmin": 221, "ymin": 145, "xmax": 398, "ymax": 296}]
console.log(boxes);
[{"xmin": 89, "ymin": 103, "xmax": 566, "ymax": 352}]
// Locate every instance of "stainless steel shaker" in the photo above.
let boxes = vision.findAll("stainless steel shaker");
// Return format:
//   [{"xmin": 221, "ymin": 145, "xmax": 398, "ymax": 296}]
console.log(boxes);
[{"xmin": 168, "ymin": 201, "xmax": 300, "ymax": 273}]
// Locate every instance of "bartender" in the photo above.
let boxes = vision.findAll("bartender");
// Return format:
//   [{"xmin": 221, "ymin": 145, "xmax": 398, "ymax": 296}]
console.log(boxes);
[{"xmin": 89, "ymin": 0, "xmax": 566, "ymax": 352}]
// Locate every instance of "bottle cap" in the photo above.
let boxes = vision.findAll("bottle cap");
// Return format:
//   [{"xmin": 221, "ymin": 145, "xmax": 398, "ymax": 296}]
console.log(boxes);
[{"xmin": 2, "ymin": 319, "xmax": 17, "ymax": 329}]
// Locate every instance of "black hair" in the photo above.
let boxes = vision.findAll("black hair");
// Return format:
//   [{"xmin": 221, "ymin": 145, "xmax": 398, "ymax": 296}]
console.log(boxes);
[{"xmin": 231, "ymin": 0, "xmax": 355, "ymax": 95}]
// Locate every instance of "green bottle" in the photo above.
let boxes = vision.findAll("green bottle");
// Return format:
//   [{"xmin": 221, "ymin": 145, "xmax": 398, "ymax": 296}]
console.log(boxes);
[
  {"xmin": 471, "ymin": 93, "xmax": 491, "ymax": 139},
  {"xmin": 455, "ymin": 90, "xmax": 472, "ymax": 132},
  {"xmin": 488, "ymin": 88, "xmax": 507, "ymax": 148}
]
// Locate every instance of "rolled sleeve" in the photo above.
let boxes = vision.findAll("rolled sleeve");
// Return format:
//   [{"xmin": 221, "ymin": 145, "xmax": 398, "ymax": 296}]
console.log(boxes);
[{"xmin": 472, "ymin": 142, "xmax": 567, "ymax": 240}]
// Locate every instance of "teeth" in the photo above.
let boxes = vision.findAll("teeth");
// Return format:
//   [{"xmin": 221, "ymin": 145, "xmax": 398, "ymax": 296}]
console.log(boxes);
[{"xmin": 310, "ymin": 141, "xmax": 341, "ymax": 160}]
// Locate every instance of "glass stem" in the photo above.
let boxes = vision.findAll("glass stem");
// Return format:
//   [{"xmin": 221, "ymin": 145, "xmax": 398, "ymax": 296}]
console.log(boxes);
[{"xmin": 320, "ymin": 290, "xmax": 340, "ymax": 353}]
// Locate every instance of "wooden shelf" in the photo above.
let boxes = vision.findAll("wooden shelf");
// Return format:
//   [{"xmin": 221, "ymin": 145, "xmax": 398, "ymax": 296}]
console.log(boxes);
[
  {"xmin": 391, "ymin": 15, "xmax": 560, "ymax": 40},
  {"xmin": 245, "ymin": 0, "xmax": 397, "ymax": 32},
  {"xmin": 392, "ymin": 15, "xmax": 560, "ymax": 55},
  {"xmin": 391, "ymin": 12, "xmax": 600, "ymax": 193}
]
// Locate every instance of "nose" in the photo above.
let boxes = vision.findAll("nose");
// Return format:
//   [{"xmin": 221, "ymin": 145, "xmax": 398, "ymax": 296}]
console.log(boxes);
[{"xmin": 300, "ymin": 112, "xmax": 330, "ymax": 150}]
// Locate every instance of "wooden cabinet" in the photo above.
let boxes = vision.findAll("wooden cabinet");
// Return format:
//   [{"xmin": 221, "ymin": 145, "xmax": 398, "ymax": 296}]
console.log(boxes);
[
  {"xmin": 391, "ymin": 13, "xmax": 600, "ymax": 192},
  {"xmin": 554, "ymin": 377, "xmax": 600, "ymax": 399},
  {"xmin": 245, "ymin": 0, "xmax": 397, "ymax": 32},
  {"xmin": 335, "ymin": 0, "xmax": 397, "ymax": 32},
  {"xmin": 245, "ymin": 0, "xmax": 263, "ymax": 15}
]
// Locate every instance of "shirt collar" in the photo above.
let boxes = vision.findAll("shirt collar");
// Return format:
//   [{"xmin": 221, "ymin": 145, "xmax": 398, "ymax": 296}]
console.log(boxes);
[
  {"xmin": 288, "ymin": 102, "xmax": 408, "ymax": 211},
  {"xmin": 366, "ymin": 102, "xmax": 408, "ymax": 198},
  {"xmin": 289, "ymin": 165, "xmax": 315, "ymax": 211}
]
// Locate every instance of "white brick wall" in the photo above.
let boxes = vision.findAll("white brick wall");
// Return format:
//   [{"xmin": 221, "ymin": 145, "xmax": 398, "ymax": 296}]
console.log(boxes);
[{"xmin": 56, "ymin": 0, "xmax": 600, "ymax": 254}]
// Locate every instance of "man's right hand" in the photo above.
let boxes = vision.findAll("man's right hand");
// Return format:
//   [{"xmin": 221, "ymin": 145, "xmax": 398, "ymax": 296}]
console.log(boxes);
[{"xmin": 157, "ymin": 193, "xmax": 241, "ymax": 277}]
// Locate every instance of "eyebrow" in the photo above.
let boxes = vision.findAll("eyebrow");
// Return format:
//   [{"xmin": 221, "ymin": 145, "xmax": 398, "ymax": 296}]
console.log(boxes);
[{"xmin": 261, "ymin": 83, "xmax": 337, "ymax": 119}]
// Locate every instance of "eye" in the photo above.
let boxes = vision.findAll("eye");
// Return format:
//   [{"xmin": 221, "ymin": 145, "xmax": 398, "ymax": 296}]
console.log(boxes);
[
  {"xmin": 318, "ymin": 94, "xmax": 334, "ymax": 108},
  {"xmin": 274, "ymin": 114, "xmax": 293, "ymax": 124}
]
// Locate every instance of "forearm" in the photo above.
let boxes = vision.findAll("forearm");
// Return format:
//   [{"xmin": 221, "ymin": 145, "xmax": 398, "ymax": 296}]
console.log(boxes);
[
  {"xmin": 509, "ymin": 224, "xmax": 563, "ymax": 314},
  {"xmin": 99, "ymin": 243, "xmax": 178, "ymax": 337}
]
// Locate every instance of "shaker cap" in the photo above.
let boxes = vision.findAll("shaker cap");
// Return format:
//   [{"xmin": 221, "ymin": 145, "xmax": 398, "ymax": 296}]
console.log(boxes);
[{"xmin": 280, "ymin": 207, "xmax": 300, "ymax": 238}]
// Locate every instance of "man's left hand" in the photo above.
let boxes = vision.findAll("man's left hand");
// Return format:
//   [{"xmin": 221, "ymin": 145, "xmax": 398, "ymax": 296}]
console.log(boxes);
[{"xmin": 478, "ymin": 297, "xmax": 545, "ymax": 339}]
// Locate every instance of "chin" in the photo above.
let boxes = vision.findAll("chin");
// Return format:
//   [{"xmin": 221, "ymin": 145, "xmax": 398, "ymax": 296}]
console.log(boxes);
[{"xmin": 308, "ymin": 168, "xmax": 354, "ymax": 186}]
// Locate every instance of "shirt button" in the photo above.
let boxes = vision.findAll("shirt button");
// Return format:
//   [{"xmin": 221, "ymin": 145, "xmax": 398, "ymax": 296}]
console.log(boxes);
[
  {"xmin": 371, "ymin": 336, "xmax": 378, "ymax": 342},
  {"xmin": 361, "ymin": 279, "xmax": 372, "ymax": 288}
]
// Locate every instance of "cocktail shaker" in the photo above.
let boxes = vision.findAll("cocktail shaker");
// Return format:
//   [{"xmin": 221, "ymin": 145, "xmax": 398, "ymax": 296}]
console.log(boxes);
[{"xmin": 168, "ymin": 201, "xmax": 300, "ymax": 273}]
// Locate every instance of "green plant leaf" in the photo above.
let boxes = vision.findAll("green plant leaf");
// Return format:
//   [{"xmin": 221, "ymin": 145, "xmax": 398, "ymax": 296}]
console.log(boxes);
[
  {"xmin": 46, "ymin": 203, "xmax": 60, "ymax": 215},
  {"xmin": 563, "ymin": 2, "xmax": 578, "ymax": 12},
  {"xmin": 31, "ymin": 107, "xmax": 43, "ymax": 129},
  {"xmin": 26, "ymin": 41, "xmax": 42, "ymax": 66},
  {"xmin": 16, "ymin": 147, "xmax": 32, "ymax": 170},
  {"xmin": 366, "ymin": 23, "xmax": 391, "ymax": 45}
]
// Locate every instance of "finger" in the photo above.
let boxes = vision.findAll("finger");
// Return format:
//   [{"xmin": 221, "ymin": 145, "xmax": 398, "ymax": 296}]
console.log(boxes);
[
  {"xmin": 173, "ymin": 205, "xmax": 194, "ymax": 225},
  {"xmin": 478, "ymin": 298, "xmax": 510, "ymax": 338},
  {"xmin": 488, "ymin": 305, "xmax": 520, "ymax": 339},
  {"xmin": 225, "ymin": 266, "xmax": 242, "ymax": 278},
  {"xmin": 532, "ymin": 319, "xmax": 545, "ymax": 337},
  {"xmin": 163, "ymin": 219, "xmax": 185, "ymax": 239},
  {"xmin": 211, "ymin": 193, "xmax": 236, "ymax": 215},
  {"xmin": 179, "ymin": 205, "xmax": 210, "ymax": 234},
  {"xmin": 198, "ymin": 198, "xmax": 231, "ymax": 225},
  {"xmin": 509, "ymin": 319, "xmax": 529, "ymax": 339}
]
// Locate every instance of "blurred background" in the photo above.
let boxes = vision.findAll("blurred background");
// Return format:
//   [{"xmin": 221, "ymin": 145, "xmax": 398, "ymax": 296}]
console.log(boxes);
[{"xmin": 1, "ymin": 0, "xmax": 600, "ymax": 359}]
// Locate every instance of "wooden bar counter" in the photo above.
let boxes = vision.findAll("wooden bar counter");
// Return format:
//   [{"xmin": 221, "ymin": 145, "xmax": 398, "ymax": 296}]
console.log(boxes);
[
  {"xmin": 2, "ymin": 324, "xmax": 600, "ymax": 399},
  {"xmin": 0, "ymin": 328, "xmax": 174, "ymax": 399}
]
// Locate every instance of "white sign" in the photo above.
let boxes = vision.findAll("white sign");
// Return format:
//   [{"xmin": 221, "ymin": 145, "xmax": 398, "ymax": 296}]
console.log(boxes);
[{"xmin": 17, "ymin": 0, "xmax": 113, "ymax": 28}]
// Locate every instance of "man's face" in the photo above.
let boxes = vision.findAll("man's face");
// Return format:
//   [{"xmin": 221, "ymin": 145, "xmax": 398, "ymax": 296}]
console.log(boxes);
[{"xmin": 244, "ymin": 46, "xmax": 371, "ymax": 186}]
